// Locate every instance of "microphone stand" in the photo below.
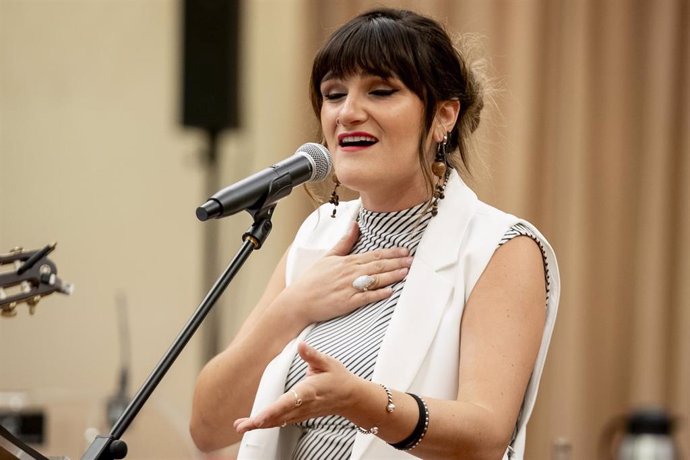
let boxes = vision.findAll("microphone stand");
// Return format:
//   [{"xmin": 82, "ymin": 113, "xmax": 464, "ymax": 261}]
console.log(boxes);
[{"xmin": 81, "ymin": 204, "xmax": 276, "ymax": 460}]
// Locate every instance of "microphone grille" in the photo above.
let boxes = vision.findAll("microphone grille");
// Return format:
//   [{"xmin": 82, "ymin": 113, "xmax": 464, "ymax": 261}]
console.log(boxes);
[{"xmin": 297, "ymin": 143, "xmax": 332, "ymax": 182}]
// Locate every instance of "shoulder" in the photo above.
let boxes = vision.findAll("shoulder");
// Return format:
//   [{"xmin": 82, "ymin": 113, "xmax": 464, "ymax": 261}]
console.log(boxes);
[
  {"xmin": 469, "ymin": 199, "xmax": 560, "ymax": 318},
  {"xmin": 472, "ymin": 200, "xmax": 519, "ymax": 232},
  {"xmin": 491, "ymin": 234, "xmax": 547, "ymax": 294},
  {"xmin": 292, "ymin": 199, "xmax": 360, "ymax": 250},
  {"xmin": 454, "ymin": 195, "xmax": 559, "ymax": 302},
  {"xmin": 468, "ymin": 199, "xmax": 556, "ymax": 264}
]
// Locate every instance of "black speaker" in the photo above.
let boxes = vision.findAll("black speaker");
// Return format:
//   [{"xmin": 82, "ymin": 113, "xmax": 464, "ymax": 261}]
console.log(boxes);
[{"xmin": 181, "ymin": 0, "xmax": 241, "ymax": 130}]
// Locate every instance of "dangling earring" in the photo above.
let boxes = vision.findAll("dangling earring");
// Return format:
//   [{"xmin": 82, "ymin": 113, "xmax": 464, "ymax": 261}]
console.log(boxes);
[
  {"xmin": 431, "ymin": 133, "xmax": 450, "ymax": 217},
  {"xmin": 329, "ymin": 175, "xmax": 340, "ymax": 218}
]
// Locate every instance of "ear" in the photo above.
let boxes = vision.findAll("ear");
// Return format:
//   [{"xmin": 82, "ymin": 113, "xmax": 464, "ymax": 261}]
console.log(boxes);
[{"xmin": 433, "ymin": 99, "xmax": 461, "ymax": 142}]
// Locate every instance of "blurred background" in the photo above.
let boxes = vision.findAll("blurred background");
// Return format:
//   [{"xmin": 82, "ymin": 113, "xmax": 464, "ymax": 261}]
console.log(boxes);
[{"xmin": 0, "ymin": 0, "xmax": 687, "ymax": 459}]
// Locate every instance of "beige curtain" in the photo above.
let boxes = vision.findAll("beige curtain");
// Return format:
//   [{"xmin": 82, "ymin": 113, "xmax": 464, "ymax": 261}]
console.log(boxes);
[{"xmin": 294, "ymin": 0, "xmax": 690, "ymax": 457}]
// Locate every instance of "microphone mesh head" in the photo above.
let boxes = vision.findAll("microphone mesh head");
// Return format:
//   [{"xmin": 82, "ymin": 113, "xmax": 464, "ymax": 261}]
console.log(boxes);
[{"xmin": 297, "ymin": 143, "xmax": 332, "ymax": 181}]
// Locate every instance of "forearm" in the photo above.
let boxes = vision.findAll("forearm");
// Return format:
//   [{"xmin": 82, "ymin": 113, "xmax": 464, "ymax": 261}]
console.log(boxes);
[
  {"xmin": 190, "ymin": 296, "xmax": 308, "ymax": 452},
  {"xmin": 341, "ymin": 379, "xmax": 511, "ymax": 460},
  {"xmin": 407, "ymin": 399, "xmax": 510, "ymax": 459}
]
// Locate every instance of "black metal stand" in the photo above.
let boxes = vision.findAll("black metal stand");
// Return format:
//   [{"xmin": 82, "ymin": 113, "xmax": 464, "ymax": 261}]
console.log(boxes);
[
  {"xmin": 200, "ymin": 128, "xmax": 223, "ymax": 364},
  {"xmin": 81, "ymin": 205, "xmax": 276, "ymax": 460}
]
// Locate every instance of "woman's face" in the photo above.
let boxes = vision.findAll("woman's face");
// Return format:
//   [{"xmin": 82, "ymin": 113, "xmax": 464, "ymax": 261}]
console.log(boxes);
[{"xmin": 320, "ymin": 72, "xmax": 432, "ymax": 211}]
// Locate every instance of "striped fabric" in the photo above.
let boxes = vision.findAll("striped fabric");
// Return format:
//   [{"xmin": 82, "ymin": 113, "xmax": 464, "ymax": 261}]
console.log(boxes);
[
  {"xmin": 284, "ymin": 206, "xmax": 549, "ymax": 459},
  {"xmin": 498, "ymin": 222, "xmax": 551, "ymax": 304}
]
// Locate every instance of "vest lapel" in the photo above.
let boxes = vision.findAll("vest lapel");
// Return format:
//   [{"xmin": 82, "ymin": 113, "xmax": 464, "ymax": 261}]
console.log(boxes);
[
  {"xmin": 351, "ymin": 172, "xmax": 478, "ymax": 459},
  {"xmin": 285, "ymin": 201, "xmax": 361, "ymax": 284}
]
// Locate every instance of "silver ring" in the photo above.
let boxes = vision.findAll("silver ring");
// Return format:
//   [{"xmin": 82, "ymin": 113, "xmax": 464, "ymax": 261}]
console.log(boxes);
[
  {"xmin": 281, "ymin": 420, "xmax": 287, "ymax": 428},
  {"xmin": 291, "ymin": 390, "xmax": 302, "ymax": 407},
  {"xmin": 352, "ymin": 274, "xmax": 376, "ymax": 292}
]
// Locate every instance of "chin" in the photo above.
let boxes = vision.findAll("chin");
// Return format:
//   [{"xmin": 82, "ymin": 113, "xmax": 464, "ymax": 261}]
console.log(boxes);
[{"xmin": 334, "ymin": 170, "xmax": 371, "ymax": 195}]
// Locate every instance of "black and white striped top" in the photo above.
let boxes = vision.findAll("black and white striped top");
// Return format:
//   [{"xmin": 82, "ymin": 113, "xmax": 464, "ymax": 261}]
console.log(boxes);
[{"xmin": 284, "ymin": 204, "xmax": 549, "ymax": 460}]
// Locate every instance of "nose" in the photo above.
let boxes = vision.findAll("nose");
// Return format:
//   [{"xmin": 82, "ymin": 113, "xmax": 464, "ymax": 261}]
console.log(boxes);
[{"xmin": 336, "ymin": 93, "xmax": 367, "ymax": 127}]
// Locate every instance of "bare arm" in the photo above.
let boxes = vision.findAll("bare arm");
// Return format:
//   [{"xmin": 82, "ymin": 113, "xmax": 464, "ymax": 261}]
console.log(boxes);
[
  {"xmin": 189, "ymin": 248, "xmax": 300, "ymax": 451},
  {"xmin": 190, "ymin": 222, "xmax": 413, "ymax": 452},
  {"xmin": 236, "ymin": 235, "xmax": 546, "ymax": 459},
  {"xmin": 406, "ymin": 235, "xmax": 547, "ymax": 458}
]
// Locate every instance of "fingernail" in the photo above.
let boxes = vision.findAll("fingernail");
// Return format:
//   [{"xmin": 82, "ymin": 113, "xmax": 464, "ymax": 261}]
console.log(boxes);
[{"xmin": 302, "ymin": 342, "xmax": 312, "ymax": 356}]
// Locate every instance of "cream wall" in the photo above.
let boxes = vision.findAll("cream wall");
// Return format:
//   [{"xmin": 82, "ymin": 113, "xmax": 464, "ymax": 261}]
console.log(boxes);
[{"xmin": 0, "ymin": 0, "xmax": 315, "ymax": 458}]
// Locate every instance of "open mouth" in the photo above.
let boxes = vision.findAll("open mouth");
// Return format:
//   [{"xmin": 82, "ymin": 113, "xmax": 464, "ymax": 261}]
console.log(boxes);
[{"xmin": 338, "ymin": 135, "xmax": 378, "ymax": 148}]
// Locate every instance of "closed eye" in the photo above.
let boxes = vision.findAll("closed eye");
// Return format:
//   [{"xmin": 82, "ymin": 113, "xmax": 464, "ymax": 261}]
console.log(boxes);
[
  {"xmin": 323, "ymin": 92, "xmax": 346, "ymax": 101},
  {"xmin": 370, "ymin": 89, "xmax": 398, "ymax": 97}
]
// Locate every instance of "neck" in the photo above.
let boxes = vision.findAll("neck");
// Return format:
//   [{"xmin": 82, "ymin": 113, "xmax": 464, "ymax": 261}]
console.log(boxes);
[
  {"xmin": 360, "ymin": 194, "xmax": 430, "ymax": 212},
  {"xmin": 358, "ymin": 174, "xmax": 433, "ymax": 212},
  {"xmin": 359, "ymin": 172, "xmax": 447, "ymax": 212}
]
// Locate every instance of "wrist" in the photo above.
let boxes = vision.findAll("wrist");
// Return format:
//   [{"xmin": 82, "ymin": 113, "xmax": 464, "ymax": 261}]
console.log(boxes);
[
  {"xmin": 269, "ymin": 288, "xmax": 312, "ymax": 331},
  {"xmin": 388, "ymin": 393, "xmax": 429, "ymax": 451},
  {"xmin": 339, "ymin": 378, "xmax": 395, "ymax": 432},
  {"xmin": 340, "ymin": 382, "xmax": 422, "ymax": 447}
]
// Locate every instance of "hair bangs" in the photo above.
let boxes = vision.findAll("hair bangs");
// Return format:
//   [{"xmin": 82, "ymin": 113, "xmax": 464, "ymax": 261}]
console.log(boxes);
[{"xmin": 311, "ymin": 15, "xmax": 424, "ymax": 109}]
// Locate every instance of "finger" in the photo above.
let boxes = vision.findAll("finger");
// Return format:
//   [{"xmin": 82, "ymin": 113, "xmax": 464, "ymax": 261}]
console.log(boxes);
[
  {"xmin": 234, "ymin": 417, "xmax": 255, "ymax": 433},
  {"xmin": 327, "ymin": 221, "xmax": 360, "ymax": 256},
  {"xmin": 354, "ymin": 286, "xmax": 396, "ymax": 305},
  {"xmin": 298, "ymin": 342, "xmax": 331, "ymax": 373},
  {"xmin": 363, "ymin": 267, "xmax": 408, "ymax": 290},
  {"xmin": 353, "ymin": 247, "xmax": 410, "ymax": 264},
  {"xmin": 359, "ymin": 256, "xmax": 413, "ymax": 277},
  {"xmin": 234, "ymin": 417, "xmax": 249, "ymax": 431},
  {"xmin": 235, "ymin": 405, "xmax": 292, "ymax": 432},
  {"xmin": 236, "ymin": 415, "xmax": 276, "ymax": 432},
  {"xmin": 235, "ymin": 418, "xmax": 260, "ymax": 433}
]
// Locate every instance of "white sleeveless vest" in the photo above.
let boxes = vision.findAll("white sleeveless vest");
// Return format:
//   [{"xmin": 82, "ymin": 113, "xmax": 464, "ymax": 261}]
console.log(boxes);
[{"xmin": 238, "ymin": 171, "xmax": 560, "ymax": 460}]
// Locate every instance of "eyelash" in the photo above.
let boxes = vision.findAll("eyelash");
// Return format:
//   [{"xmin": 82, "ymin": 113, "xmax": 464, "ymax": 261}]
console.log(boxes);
[
  {"xmin": 323, "ymin": 92, "xmax": 346, "ymax": 100},
  {"xmin": 322, "ymin": 88, "xmax": 398, "ymax": 100},
  {"xmin": 371, "ymin": 89, "xmax": 397, "ymax": 97}
]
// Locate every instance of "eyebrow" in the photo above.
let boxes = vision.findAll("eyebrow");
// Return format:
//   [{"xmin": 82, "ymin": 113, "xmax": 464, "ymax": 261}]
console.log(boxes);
[
  {"xmin": 320, "ymin": 72, "xmax": 397, "ymax": 86},
  {"xmin": 320, "ymin": 73, "xmax": 336, "ymax": 85}
]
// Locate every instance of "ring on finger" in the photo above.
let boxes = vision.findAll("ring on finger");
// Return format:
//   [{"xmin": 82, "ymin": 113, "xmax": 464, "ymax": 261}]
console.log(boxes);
[
  {"xmin": 281, "ymin": 420, "xmax": 288, "ymax": 428},
  {"xmin": 352, "ymin": 274, "xmax": 377, "ymax": 292},
  {"xmin": 291, "ymin": 390, "xmax": 302, "ymax": 407}
]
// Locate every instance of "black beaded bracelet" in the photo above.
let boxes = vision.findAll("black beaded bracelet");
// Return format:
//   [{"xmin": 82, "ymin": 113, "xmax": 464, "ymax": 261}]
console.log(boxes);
[{"xmin": 389, "ymin": 393, "xmax": 429, "ymax": 451}]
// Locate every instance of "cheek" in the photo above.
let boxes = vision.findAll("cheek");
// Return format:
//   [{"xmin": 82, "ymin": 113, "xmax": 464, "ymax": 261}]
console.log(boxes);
[
  {"xmin": 321, "ymin": 111, "xmax": 338, "ymax": 146},
  {"xmin": 320, "ymin": 106, "xmax": 336, "ymax": 129}
]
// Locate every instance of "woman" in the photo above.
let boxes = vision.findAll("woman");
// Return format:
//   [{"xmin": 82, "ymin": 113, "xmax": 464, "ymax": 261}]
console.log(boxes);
[{"xmin": 190, "ymin": 8, "xmax": 559, "ymax": 460}]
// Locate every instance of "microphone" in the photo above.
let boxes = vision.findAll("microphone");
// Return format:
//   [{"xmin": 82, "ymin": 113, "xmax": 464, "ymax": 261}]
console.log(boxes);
[{"xmin": 196, "ymin": 143, "xmax": 332, "ymax": 221}]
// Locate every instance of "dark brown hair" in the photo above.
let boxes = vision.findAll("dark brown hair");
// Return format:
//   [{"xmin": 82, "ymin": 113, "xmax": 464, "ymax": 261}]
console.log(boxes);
[{"xmin": 310, "ymin": 8, "xmax": 484, "ymax": 183}]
